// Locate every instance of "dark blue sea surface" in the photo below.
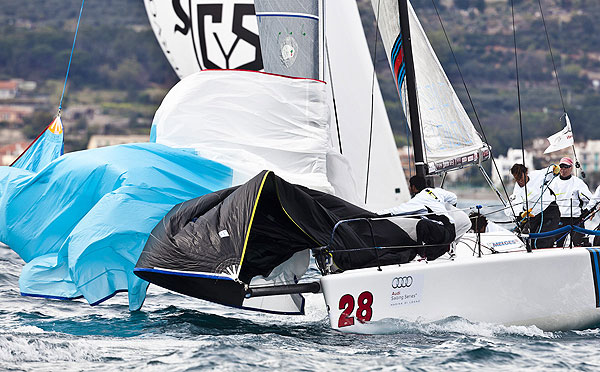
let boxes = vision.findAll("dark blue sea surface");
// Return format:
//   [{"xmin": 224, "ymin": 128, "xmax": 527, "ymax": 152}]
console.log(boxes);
[{"xmin": 3, "ymin": 242, "xmax": 600, "ymax": 371}]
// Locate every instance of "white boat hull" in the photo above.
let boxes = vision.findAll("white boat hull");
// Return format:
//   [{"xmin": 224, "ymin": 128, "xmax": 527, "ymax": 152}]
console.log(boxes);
[{"xmin": 320, "ymin": 247, "xmax": 600, "ymax": 332}]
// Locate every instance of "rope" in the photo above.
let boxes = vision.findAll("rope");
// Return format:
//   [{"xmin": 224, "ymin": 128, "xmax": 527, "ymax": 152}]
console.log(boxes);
[
  {"xmin": 430, "ymin": 0, "xmax": 515, "ymax": 217},
  {"xmin": 58, "ymin": 0, "xmax": 85, "ymax": 113},
  {"xmin": 537, "ymin": 0, "xmax": 583, "ymax": 177},
  {"xmin": 365, "ymin": 0, "xmax": 382, "ymax": 204}
]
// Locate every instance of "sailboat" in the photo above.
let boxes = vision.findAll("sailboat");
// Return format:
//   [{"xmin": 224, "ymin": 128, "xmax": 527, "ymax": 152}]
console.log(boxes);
[
  {"xmin": 4, "ymin": 0, "xmax": 598, "ymax": 332},
  {"xmin": 133, "ymin": 0, "xmax": 600, "ymax": 332},
  {"xmin": 318, "ymin": 0, "xmax": 600, "ymax": 332}
]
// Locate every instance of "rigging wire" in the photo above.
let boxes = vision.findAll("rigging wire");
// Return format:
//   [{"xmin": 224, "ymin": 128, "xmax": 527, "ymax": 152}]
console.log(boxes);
[
  {"xmin": 510, "ymin": 0, "xmax": 530, "ymax": 236},
  {"xmin": 537, "ymin": 0, "xmax": 566, "ymax": 112},
  {"xmin": 537, "ymin": 0, "xmax": 583, "ymax": 177},
  {"xmin": 365, "ymin": 0, "xmax": 382, "ymax": 204},
  {"xmin": 429, "ymin": 0, "xmax": 515, "ymax": 217},
  {"xmin": 58, "ymin": 0, "xmax": 85, "ymax": 115}
]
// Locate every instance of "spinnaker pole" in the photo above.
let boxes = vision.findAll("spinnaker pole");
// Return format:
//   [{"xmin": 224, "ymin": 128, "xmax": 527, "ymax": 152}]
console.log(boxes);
[{"xmin": 398, "ymin": 0, "xmax": 426, "ymax": 178}]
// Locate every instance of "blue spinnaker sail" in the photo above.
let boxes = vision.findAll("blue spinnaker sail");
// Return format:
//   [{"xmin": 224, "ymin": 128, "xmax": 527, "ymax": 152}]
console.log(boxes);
[
  {"xmin": 0, "ymin": 142, "xmax": 233, "ymax": 310},
  {"xmin": 11, "ymin": 116, "xmax": 64, "ymax": 172}
]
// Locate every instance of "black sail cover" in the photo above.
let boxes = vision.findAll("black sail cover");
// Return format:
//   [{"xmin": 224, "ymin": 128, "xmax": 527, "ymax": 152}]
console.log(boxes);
[{"xmin": 135, "ymin": 171, "xmax": 417, "ymax": 314}]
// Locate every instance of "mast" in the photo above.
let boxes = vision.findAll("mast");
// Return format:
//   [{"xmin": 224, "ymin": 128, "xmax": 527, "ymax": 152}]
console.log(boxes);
[{"xmin": 397, "ymin": 0, "xmax": 426, "ymax": 178}]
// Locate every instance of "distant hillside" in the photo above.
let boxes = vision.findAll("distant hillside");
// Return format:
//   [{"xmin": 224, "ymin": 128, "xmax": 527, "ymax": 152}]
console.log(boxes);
[
  {"xmin": 0, "ymin": 0, "xmax": 598, "ymax": 156},
  {"xmin": 357, "ymin": 0, "xmax": 600, "ymax": 155}
]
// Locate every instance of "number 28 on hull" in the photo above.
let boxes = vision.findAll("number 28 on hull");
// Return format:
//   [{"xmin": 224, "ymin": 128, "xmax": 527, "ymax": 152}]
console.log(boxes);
[{"xmin": 320, "ymin": 247, "xmax": 600, "ymax": 332}]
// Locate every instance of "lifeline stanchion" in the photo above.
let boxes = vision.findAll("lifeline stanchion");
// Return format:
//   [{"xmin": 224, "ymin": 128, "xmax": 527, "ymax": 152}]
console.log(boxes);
[{"xmin": 476, "ymin": 205, "xmax": 483, "ymax": 258}]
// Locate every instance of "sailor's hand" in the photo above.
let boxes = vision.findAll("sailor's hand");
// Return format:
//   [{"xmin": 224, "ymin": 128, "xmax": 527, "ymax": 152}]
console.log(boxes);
[
  {"xmin": 580, "ymin": 208, "xmax": 591, "ymax": 221},
  {"xmin": 552, "ymin": 164, "xmax": 560, "ymax": 175}
]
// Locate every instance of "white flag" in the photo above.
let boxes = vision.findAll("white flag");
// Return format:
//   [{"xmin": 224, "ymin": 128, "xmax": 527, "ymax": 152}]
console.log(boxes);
[{"xmin": 544, "ymin": 113, "xmax": 574, "ymax": 154}]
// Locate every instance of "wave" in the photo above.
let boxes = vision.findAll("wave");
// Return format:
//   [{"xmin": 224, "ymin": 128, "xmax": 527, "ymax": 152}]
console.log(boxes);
[
  {"xmin": 346, "ymin": 315, "xmax": 556, "ymax": 339},
  {"xmin": 0, "ymin": 333, "xmax": 99, "ymax": 363}
]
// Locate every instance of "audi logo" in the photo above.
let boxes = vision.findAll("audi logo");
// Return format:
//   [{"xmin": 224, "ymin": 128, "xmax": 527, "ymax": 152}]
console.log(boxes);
[{"xmin": 391, "ymin": 276, "xmax": 413, "ymax": 288}]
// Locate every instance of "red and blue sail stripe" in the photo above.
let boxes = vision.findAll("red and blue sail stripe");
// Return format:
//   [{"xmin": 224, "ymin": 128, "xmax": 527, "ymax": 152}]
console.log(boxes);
[{"xmin": 391, "ymin": 33, "xmax": 406, "ymax": 97}]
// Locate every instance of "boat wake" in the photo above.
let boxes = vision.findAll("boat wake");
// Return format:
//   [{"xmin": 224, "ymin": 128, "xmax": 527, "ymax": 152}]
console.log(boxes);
[{"xmin": 348, "ymin": 315, "xmax": 556, "ymax": 339}]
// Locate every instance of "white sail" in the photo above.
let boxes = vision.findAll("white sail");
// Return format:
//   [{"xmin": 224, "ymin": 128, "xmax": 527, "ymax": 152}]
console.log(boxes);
[
  {"xmin": 143, "ymin": 0, "xmax": 263, "ymax": 77},
  {"xmin": 325, "ymin": 0, "xmax": 410, "ymax": 209},
  {"xmin": 372, "ymin": 0, "xmax": 490, "ymax": 174},
  {"xmin": 144, "ymin": 0, "xmax": 410, "ymax": 209},
  {"xmin": 151, "ymin": 70, "xmax": 333, "ymax": 193}
]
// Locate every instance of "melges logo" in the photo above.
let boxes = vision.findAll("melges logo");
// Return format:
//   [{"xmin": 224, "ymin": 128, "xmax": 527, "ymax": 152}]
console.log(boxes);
[{"xmin": 391, "ymin": 276, "xmax": 413, "ymax": 289}]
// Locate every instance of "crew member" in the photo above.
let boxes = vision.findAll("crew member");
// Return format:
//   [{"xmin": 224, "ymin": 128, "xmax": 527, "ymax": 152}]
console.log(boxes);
[
  {"xmin": 552, "ymin": 157, "xmax": 592, "ymax": 246},
  {"xmin": 507, "ymin": 163, "xmax": 560, "ymax": 248},
  {"xmin": 586, "ymin": 185, "xmax": 600, "ymax": 246},
  {"xmin": 379, "ymin": 175, "xmax": 467, "ymax": 260}
]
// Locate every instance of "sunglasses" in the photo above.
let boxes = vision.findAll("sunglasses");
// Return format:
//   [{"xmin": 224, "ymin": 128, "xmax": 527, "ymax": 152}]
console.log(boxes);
[{"xmin": 559, "ymin": 164, "xmax": 572, "ymax": 169}]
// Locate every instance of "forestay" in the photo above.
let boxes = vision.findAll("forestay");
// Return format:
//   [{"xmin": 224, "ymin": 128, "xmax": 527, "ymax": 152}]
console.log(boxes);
[{"xmin": 372, "ymin": 0, "xmax": 490, "ymax": 174}]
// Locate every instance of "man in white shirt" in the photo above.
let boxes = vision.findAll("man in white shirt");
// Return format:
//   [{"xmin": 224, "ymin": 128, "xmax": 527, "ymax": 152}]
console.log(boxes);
[
  {"xmin": 507, "ymin": 163, "xmax": 560, "ymax": 248},
  {"xmin": 379, "ymin": 175, "xmax": 459, "ymax": 260},
  {"xmin": 552, "ymin": 157, "xmax": 592, "ymax": 246}
]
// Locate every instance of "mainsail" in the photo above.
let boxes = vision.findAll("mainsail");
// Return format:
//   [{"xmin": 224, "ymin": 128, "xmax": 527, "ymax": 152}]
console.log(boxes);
[
  {"xmin": 253, "ymin": 0, "xmax": 323, "ymax": 80},
  {"xmin": 373, "ymin": 0, "xmax": 490, "ymax": 174}
]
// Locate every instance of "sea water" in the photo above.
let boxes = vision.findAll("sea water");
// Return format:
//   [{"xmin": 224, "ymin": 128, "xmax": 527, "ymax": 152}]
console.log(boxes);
[{"xmin": 3, "ymin": 244, "xmax": 600, "ymax": 371}]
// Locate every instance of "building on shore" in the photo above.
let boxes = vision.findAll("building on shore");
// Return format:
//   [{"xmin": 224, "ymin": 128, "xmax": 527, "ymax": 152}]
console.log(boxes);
[
  {"xmin": 0, "ymin": 141, "xmax": 30, "ymax": 166},
  {"xmin": 87, "ymin": 135, "xmax": 150, "ymax": 149},
  {"xmin": 0, "ymin": 81, "xmax": 19, "ymax": 100},
  {"xmin": 489, "ymin": 148, "xmax": 535, "ymax": 188},
  {"xmin": 579, "ymin": 140, "xmax": 600, "ymax": 174},
  {"xmin": 0, "ymin": 105, "xmax": 35, "ymax": 124}
]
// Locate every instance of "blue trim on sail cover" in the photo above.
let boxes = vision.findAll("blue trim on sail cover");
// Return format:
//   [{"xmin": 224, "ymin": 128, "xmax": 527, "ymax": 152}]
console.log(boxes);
[
  {"xmin": 90, "ymin": 289, "xmax": 128, "ymax": 306},
  {"xmin": 133, "ymin": 268, "xmax": 234, "ymax": 281},
  {"xmin": 21, "ymin": 290, "xmax": 129, "ymax": 306},
  {"xmin": 587, "ymin": 248, "xmax": 600, "ymax": 307},
  {"xmin": 21, "ymin": 293, "xmax": 84, "ymax": 301},
  {"xmin": 255, "ymin": 12, "xmax": 319, "ymax": 21}
]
